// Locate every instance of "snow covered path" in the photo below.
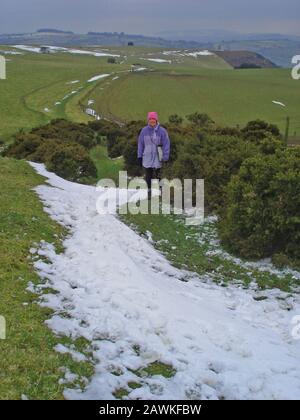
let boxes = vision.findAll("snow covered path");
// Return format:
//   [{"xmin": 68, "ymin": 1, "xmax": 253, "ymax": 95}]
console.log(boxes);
[{"xmin": 29, "ymin": 162, "xmax": 300, "ymax": 400}]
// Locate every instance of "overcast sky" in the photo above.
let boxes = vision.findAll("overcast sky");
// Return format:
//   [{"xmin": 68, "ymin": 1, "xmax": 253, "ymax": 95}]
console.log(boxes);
[{"xmin": 0, "ymin": 0, "xmax": 300, "ymax": 36}]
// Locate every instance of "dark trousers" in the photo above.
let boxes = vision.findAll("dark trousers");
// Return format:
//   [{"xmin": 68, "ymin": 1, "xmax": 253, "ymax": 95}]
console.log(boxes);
[{"xmin": 145, "ymin": 168, "xmax": 161, "ymax": 191}]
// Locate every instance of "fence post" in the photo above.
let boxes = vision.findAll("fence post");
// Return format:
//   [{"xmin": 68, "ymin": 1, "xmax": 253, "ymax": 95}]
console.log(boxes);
[{"xmin": 284, "ymin": 116, "xmax": 290, "ymax": 146}]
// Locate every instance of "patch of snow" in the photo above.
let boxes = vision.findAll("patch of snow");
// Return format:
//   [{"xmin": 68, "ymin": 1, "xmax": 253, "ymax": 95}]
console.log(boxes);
[
  {"xmin": 140, "ymin": 58, "xmax": 172, "ymax": 64},
  {"xmin": 87, "ymin": 74, "xmax": 110, "ymax": 83},
  {"xmin": 13, "ymin": 45, "xmax": 41, "ymax": 53},
  {"xmin": 162, "ymin": 50, "xmax": 213, "ymax": 58},
  {"xmin": 67, "ymin": 80, "xmax": 80, "ymax": 85},
  {"xmin": 58, "ymin": 369, "xmax": 81, "ymax": 386},
  {"xmin": 28, "ymin": 161, "xmax": 300, "ymax": 400},
  {"xmin": 0, "ymin": 50, "xmax": 23, "ymax": 55},
  {"xmin": 69, "ymin": 49, "xmax": 119, "ymax": 57},
  {"xmin": 62, "ymin": 91, "xmax": 78, "ymax": 101},
  {"xmin": 187, "ymin": 50, "xmax": 213, "ymax": 57},
  {"xmin": 54, "ymin": 344, "xmax": 87, "ymax": 363},
  {"xmin": 45, "ymin": 46, "xmax": 69, "ymax": 52},
  {"xmin": 272, "ymin": 101, "xmax": 286, "ymax": 107},
  {"xmin": 43, "ymin": 45, "xmax": 120, "ymax": 57},
  {"xmin": 13, "ymin": 45, "xmax": 120, "ymax": 57},
  {"xmin": 162, "ymin": 50, "xmax": 183, "ymax": 56},
  {"xmin": 86, "ymin": 108, "xmax": 97, "ymax": 117}
]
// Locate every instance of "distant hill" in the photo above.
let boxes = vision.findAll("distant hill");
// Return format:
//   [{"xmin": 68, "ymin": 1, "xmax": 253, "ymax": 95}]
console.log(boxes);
[
  {"xmin": 156, "ymin": 30, "xmax": 300, "ymax": 68},
  {"xmin": 214, "ymin": 51, "xmax": 277, "ymax": 69},
  {"xmin": 0, "ymin": 29, "xmax": 298, "ymax": 67},
  {"xmin": 37, "ymin": 29, "xmax": 74, "ymax": 34},
  {"xmin": 0, "ymin": 30, "xmax": 205, "ymax": 50}
]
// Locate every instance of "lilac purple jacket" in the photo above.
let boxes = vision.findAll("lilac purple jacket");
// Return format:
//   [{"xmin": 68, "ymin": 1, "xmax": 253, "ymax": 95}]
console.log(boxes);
[{"xmin": 137, "ymin": 123, "xmax": 171, "ymax": 169}]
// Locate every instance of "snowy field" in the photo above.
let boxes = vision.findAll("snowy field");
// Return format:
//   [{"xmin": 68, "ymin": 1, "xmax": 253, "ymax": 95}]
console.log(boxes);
[
  {"xmin": 28, "ymin": 162, "xmax": 300, "ymax": 400},
  {"xmin": 13, "ymin": 45, "xmax": 120, "ymax": 57}
]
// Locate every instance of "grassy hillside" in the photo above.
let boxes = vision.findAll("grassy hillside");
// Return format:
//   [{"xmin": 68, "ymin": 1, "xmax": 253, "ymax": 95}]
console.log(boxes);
[
  {"xmin": 0, "ymin": 46, "xmax": 299, "ymax": 143},
  {"xmin": 89, "ymin": 67, "xmax": 300, "ymax": 135},
  {"xmin": 0, "ymin": 158, "xmax": 93, "ymax": 399},
  {"xmin": 0, "ymin": 49, "xmax": 130, "ymax": 142}
]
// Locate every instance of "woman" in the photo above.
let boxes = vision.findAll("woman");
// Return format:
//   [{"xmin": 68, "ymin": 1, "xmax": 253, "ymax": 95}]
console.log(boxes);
[{"xmin": 137, "ymin": 111, "xmax": 171, "ymax": 198}]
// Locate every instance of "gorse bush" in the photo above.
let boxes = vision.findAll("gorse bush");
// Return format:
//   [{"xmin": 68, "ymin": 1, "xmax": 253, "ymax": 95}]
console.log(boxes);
[
  {"xmin": 241, "ymin": 119, "xmax": 281, "ymax": 143},
  {"xmin": 218, "ymin": 148, "xmax": 300, "ymax": 268},
  {"xmin": 167, "ymin": 134, "xmax": 259, "ymax": 213},
  {"xmin": 4, "ymin": 119, "xmax": 97, "ymax": 182},
  {"xmin": 47, "ymin": 143, "xmax": 97, "ymax": 182}
]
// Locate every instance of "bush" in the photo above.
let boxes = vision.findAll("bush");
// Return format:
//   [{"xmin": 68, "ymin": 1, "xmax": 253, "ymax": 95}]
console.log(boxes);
[
  {"xmin": 123, "ymin": 136, "xmax": 143, "ymax": 176},
  {"xmin": 4, "ymin": 134, "xmax": 42, "ymax": 159},
  {"xmin": 169, "ymin": 134, "xmax": 258, "ymax": 213},
  {"xmin": 27, "ymin": 140, "xmax": 62, "ymax": 163},
  {"xmin": 5, "ymin": 119, "xmax": 98, "ymax": 183},
  {"xmin": 168, "ymin": 114, "xmax": 183, "ymax": 124},
  {"xmin": 31, "ymin": 119, "xmax": 96, "ymax": 148},
  {"xmin": 47, "ymin": 143, "xmax": 97, "ymax": 182},
  {"xmin": 242, "ymin": 119, "xmax": 281, "ymax": 143},
  {"xmin": 88, "ymin": 119, "xmax": 121, "ymax": 135},
  {"xmin": 107, "ymin": 129, "xmax": 127, "ymax": 158},
  {"xmin": 218, "ymin": 148, "xmax": 300, "ymax": 266},
  {"xmin": 186, "ymin": 112, "xmax": 215, "ymax": 128}
]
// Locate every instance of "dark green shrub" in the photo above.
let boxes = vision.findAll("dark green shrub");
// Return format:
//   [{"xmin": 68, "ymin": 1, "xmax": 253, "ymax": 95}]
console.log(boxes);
[
  {"xmin": 123, "ymin": 137, "xmax": 143, "ymax": 176},
  {"xmin": 47, "ymin": 143, "xmax": 97, "ymax": 182},
  {"xmin": 168, "ymin": 114, "xmax": 183, "ymax": 124},
  {"xmin": 169, "ymin": 134, "xmax": 258, "ymax": 213},
  {"xmin": 241, "ymin": 119, "xmax": 281, "ymax": 143},
  {"xmin": 218, "ymin": 148, "xmax": 300, "ymax": 266},
  {"xmin": 27, "ymin": 140, "xmax": 61, "ymax": 162},
  {"xmin": 186, "ymin": 112, "xmax": 215, "ymax": 128},
  {"xmin": 4, "ymin": 134, "xmax": 42, "ymax": 159}
]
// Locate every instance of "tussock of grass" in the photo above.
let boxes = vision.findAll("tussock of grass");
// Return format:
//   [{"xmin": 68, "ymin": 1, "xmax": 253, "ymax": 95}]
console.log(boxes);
[
  {"xmin": 135, "ymin": 362, "xmax": 176, "ymax": 379},
  {"xmin": 113, "ymin": 362, "xmax": 176, "ymax": 399}
]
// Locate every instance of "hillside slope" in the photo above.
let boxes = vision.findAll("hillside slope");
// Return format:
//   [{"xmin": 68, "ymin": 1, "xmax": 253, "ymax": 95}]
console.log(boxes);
[
  {"xmin": 28, "ymin": 161, "xmax": 300, "ymax": 400},
  {"xmin": 214, "ymin": 50, "xmax": 277, "ymax": 68}
]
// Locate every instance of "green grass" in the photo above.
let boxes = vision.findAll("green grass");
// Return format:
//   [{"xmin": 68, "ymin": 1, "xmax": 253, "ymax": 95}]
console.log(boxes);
[
  {"xmin": 91, "ymin": 68, "xmax": 300, "ymax": 135},
  {"xmin": 134, "ymin": 362, "xmax": 176, "ymax": 379},
  {"xmin": 0, "ymin": 50, "xmax": 131, "ymax": 143},
  {"xmin": 0, "ymin": 46, "xmax": 230, "ymax": 142},
  {"xmin": 119, "ymin": 205, "xmax": 298, "ymax": 292},
  {"xmin": 90, "ymin": 144, "xmax": 124, "ymax": 185},
  {"xmin": 2, "ymin": 47, "xmax": 298, "ymax": 143},
  {"xmin": 113, "ymin": 362, "xmax": 176, "ymax": 400},
  {"xmin": 0, "ymin": 158, "xmax": 94, "ymax": 399}
]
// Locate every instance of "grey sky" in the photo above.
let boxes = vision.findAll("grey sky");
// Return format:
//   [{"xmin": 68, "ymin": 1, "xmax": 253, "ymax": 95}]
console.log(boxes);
[{"xmin": 0, "ymin": 0, "xmax": 300, "ymax": 36}]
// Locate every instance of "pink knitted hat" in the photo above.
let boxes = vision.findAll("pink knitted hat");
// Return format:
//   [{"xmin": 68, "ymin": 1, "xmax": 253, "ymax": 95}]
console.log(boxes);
[{"xmin": 147, "ymin": 111, "xmax": 158, "ymax": 121}]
